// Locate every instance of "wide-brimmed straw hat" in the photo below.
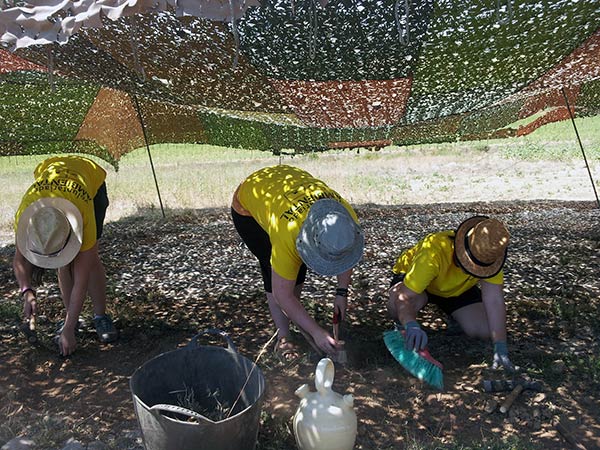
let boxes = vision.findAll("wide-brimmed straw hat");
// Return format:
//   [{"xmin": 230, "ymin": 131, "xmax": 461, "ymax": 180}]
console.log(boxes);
[
  {"xmin": 454, "ymin": 215, "xmax": 509, "ymax": 278},
  {"xmin": 16, "ymin": 198, "xmax": 83, "ymax": 269},
  {"xmin": 296, "ymin": 199, "xmax": 364, "ymax": 276}
]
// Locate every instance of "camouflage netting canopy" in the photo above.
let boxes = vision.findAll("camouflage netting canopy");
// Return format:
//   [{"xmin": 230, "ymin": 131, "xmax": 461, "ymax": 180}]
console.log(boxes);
[{"xmin": 1, "ymin": 0, "xmax": 600, "ymax": 168}]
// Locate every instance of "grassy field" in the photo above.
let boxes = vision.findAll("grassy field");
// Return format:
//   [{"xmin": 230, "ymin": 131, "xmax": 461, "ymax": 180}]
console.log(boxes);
[{"xmin": 1, "ymin": 115, "xmax": 599, "ymax": 245}]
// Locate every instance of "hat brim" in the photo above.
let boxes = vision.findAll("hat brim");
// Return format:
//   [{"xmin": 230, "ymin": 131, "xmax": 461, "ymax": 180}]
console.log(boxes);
[
  {"xmin": 296, "ymin": 199, "xmax": 364, "ymax": 276},
  {"xmin": 454, "ymin": 215, "xmax": 507, "ymax": 279},
  {"xmin": 16, "ymin": 197, "xmax": 83, "ymax": 269}
]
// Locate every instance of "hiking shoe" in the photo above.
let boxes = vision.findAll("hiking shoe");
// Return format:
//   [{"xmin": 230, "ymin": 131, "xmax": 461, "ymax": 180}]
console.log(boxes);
[{"xmin": 93, "ymin": 315, "xmax": 118, "ymax": 343}]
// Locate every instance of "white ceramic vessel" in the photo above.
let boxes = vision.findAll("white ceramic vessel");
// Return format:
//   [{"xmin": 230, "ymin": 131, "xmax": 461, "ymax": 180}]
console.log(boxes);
[{"xmin": 293, "ymin": 358, "xmax": 357, "ymax": 450}]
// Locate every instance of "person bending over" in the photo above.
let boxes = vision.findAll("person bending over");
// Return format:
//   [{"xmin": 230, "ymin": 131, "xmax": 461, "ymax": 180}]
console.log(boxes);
[
  {"xmin": 231, "ymin": 165, "xmax": 364, "ymax": 358},
  {"xmin": 13, "ymin": 155, "xmax": 118, "ymax": 356}
]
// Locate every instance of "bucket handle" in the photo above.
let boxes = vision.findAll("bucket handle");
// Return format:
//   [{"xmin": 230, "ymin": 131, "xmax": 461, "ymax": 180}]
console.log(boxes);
[
  {"xmin": 150, "ymin": 403, "xmax": 216, "ymax": 423},
  {"xmin": 188, "ymin": 329, "xmax": 238, "ymax": 354}
]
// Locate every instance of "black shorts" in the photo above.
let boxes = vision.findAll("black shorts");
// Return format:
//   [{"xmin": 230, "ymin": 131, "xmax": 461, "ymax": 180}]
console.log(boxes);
[
  {"xmin": 93, "ymin": 182, "xmax": 109, "ymax": 240},
  {"xmin": 231, "ymin": 208, "xmax": 307, "ymax": 293},
  {"xmin": 390, "ymin": 272, "xmax": 481, "ymax": 315}
]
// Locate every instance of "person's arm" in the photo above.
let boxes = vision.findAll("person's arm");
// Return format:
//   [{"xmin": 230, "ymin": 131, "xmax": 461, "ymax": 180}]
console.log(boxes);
[
  {"xmin": 393, "ymin": 284, "xmax": 426, "ymax": 325},
  {"xmin": 58, "ymin": 249, "xmax": 94, "ymax": 356},
  {"xmin": 480, "ymin": 280, "xmax": 507, "ymax": 343},
  {"xmin": 271, "ymin": 271, "xmax": 337, "ymax": 354},
  {"xmin": 333, "ymin": 269, "xmax": 352, "ymax": 320},
  {"xmin": 13, "ymin": 247, "xmax": 37, "ymax": 319},
  {"xmin": 388, "ymin": 282, "xmax": 429, "ymax": 350},
  {"xmin": 481, "ymin": 280, "xmax": 514, "ymax": 371}
]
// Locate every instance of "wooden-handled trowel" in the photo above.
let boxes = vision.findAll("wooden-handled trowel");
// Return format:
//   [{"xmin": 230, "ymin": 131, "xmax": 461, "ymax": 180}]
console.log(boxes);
[
  {"xmin": 20, "ymin": 315, "xmax": 38, "ymax": 344},
  {"xmin": 332, "ymin": 306, "xmax": 347, "ymax": 364}
]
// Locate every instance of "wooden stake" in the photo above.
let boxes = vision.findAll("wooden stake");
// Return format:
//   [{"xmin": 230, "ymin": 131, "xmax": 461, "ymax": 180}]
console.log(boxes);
[
  {"xmin": 555, "ymin": 420, "xmax": 587, "ymax": 450},
  {"xmin": 500, "ymin": 384, "xmax": 523, "ymax": 413}
]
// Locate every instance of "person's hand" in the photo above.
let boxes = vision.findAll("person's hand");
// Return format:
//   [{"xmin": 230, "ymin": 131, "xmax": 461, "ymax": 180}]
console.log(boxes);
[
  {"xmin": 311, "ymin": 328, "xmax": 340, "ymax": 356},
  {"xmin": 404, "ymin": 321, "xmax": 428, "ymax": 351},
  {"xmin": 58, "ymin": 329, "xmax": 77, "ymax": 357},
  {"xmin": 333, "ymin": 295, "xmax": 348, "ymax": 321},
  {"xmin": 492, "ymin": 341, "xmax": 515, "ymax": 372},
  {"xmin": 22, "ymin": 289, "xmax": 37, "ymax": 320}
]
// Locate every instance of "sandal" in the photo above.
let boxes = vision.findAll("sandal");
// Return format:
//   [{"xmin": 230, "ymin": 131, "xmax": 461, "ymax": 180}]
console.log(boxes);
[{"xmin": 274, "ymin": 336, "xmax": 303, "ymax": 363}]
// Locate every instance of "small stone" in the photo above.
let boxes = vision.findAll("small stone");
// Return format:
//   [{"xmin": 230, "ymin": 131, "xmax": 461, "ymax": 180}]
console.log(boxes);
[
  {"xmin": 61, "ymin": 439, "xmax": 85, "ymax": 450},
  {"xmin": 551, "ymin": 359, "xmax": 566, "ymax": 374},
  {"xmin": 484, "ymin": 399, "xmax": 498, "ymax": 414},
  {"xmin": 556, "ymin": 386, "xmax": 568, "ymax": 397},
  {"xmin": 86, "ymin": 441, "xmax": 109, "ymax": 450},
  {"xmin": 1, "ymin": 437, "xmax": 35, "ymax": 450},
  {"xmin": 5, "ymin": 389, "xmax": 17, "ymax": 401}
]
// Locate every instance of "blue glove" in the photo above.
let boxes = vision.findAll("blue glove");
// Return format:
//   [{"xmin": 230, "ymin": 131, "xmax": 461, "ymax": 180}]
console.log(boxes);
[
  {"xmin": 492, "ymin": 341, "xmax": 515, "ymax": 372},
  {"xmin": 404, "ymin": 321, "xmax": 428, "ymax": 351}
]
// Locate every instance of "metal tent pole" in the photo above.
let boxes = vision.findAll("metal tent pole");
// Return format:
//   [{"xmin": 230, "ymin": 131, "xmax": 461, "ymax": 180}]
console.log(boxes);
[
  {"xmin": 133, "ymin": 94, "xmax": 166, "ymax": 218},
  {"xmin": 561, "ymin": 87, "xmax": 600, "ymax": 209}
]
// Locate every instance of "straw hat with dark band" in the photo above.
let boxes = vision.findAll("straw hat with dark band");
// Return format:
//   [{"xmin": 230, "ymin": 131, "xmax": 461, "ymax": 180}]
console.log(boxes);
[
  {"xmin": 454, "ymin": 215, "xmax": 509, "ymax": 279},
  {"xmin": 16, "ymin": 198, "xmax": 83, "ymax": 269}
]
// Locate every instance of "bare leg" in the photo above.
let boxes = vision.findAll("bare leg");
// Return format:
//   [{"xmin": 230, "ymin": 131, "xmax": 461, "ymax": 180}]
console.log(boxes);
[
  {"xmin": 58, "ymin": 264, "xmax": 74, "ymax": 311},
  {"xmin": 451, "ymin": 303, "xmax": 490, "ymax": 339},
  {"xmin": 86, "ymin": 245, "xmax": 107, "ymax": 316},
  {"xmin": 267, "ymin": 292, "xmax": 290, "ymax": 339}
]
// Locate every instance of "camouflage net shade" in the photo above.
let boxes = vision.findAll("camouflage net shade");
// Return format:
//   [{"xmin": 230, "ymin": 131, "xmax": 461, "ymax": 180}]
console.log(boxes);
[{"xmin": 0, "ymin": 0, "xmax": 600, "ymax": 169}]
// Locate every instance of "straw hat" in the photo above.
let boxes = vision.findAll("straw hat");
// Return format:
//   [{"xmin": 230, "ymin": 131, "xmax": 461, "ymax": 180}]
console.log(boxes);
[
  {"xmin": 454, "ymin": 215, "xmax": 509, "ymax": 278},
  {"xmin": 16, "ymin": 198, "xmax": 83, "ymax": 269},
  {"xmin": 296, "ymin": 199, "xmax": 364, "ymax": 276}
]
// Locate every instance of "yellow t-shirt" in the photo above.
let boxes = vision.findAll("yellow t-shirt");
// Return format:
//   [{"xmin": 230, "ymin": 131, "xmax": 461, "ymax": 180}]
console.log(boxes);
[
  {"xmin": 392, "ymin": 230, "xmax": 503, "ymax": 297},
  {"xmin": 236, "ymin": 165, "xmax": 359, "ymax": 280},
  {"xmin": 14, "ymin": 156, "xmax": 107, "ymax": 252}
]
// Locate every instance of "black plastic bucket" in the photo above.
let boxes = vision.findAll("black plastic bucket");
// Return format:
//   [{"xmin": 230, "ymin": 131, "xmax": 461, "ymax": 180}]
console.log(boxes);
[{"xmin": 130, "ymin": 329, "xmax": 266, "ymax": 450}]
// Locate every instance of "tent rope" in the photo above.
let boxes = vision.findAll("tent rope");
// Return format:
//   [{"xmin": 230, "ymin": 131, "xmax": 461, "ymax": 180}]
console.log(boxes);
[
  {"xmin": 395, "ymin": 0, "xmax": 410, "ymax": 45},
  {"xmin": 561, "ymin": 87, "xmax": 600, "ymax": 208}
]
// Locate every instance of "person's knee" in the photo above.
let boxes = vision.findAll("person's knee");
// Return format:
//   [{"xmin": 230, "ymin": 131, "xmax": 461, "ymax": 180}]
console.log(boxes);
[
  {"xmin": 387, "ymin": 291, "xmax": 400, "ymax": 318},
  {"xmin": 458, "ymin": 321, "xmax": 490, "ymax": 339},
  {"xmin": 386, "ymin": 300, "xmax": 397, "ymax": 319}
]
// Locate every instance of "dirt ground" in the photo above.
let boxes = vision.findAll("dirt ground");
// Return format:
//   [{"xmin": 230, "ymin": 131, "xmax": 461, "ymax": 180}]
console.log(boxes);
[{"xmin": 1, "ymin": 198, "xmax": 599, "ymax": 449}]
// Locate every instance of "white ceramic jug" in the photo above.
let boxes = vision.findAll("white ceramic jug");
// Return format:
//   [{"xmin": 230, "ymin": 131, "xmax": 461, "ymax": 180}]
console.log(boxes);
[{"xmin": 293, "ymin": 358, "xmax": 357, "ymax": 450}]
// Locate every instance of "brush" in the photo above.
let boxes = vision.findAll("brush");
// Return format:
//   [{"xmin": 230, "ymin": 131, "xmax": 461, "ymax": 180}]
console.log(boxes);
[
  {"xmin": 383, "ymin": 328, "xmax": 444, "ymax": 390},
  {"xmin": 332, "ymin": 306, "xmax": 347, "ymax": 364}
]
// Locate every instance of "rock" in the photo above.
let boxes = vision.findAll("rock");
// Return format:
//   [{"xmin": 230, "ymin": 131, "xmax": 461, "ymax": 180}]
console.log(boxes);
[
  {"xmin": 1, "ymin": 437, "xmax": 35, "ymax": 450},
  {"xmin": 86, "ymin": 441, "xmax": 109, "ymax": 450},
  {"xmin": 122, "ymin": 429, "xmax": 142, "ymax": 441},
  {"xmin": 112, "ymin": 436, "xmax": 138, "ymax": 450},
  {"xmin": 551, "ymin": 360, "xmax": 567, "ymax": 375},
  {"xmin": 530, "ymin": 407, "xmax": 542, "ymax": 431},
  {"xmin": 61, "ymin": 439, "xmax": 85, "ymax": 450},
  {"xmin": 484, "ymin": 398, "xmax": 498, "ymax": 414},
  {"xmin": 5, "ymin": 386, "xmax": 17, "ymax": 402}
]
